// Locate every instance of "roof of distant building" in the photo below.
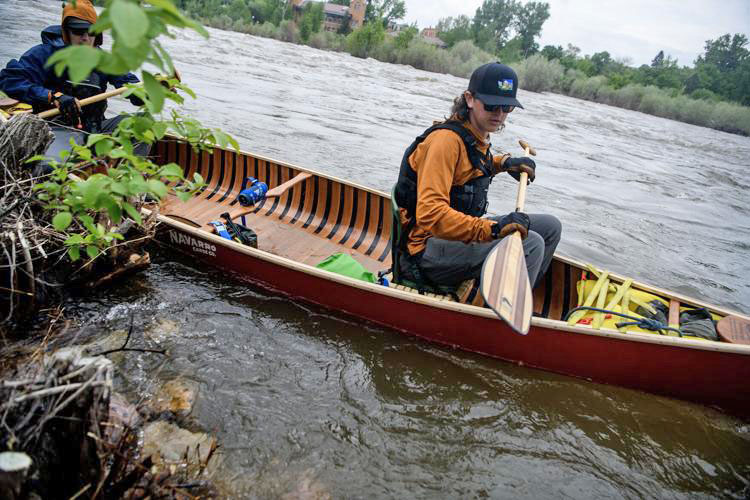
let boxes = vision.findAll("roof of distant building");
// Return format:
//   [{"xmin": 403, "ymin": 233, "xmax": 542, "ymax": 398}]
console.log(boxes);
[{"xmin": 323, "ymin": 3, "xmax": 348, "ymax": 16}]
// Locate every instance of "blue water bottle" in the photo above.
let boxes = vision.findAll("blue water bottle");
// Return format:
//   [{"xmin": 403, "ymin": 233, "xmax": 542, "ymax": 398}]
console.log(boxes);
[{"xmin": 238, "ymin": 177, "xmax": 268, "ymax": 206}]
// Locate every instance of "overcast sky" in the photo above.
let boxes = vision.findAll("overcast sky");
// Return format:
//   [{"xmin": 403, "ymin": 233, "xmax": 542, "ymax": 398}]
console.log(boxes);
[{"xmin": 403, "ymin": 0, "xmax": 750, "ymax": 67}]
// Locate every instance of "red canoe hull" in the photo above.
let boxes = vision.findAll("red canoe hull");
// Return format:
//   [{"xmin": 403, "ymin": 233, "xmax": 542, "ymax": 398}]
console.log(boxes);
[{"xmin": 159, "ymin": 224, "xmax": 750, "ymax": 419}]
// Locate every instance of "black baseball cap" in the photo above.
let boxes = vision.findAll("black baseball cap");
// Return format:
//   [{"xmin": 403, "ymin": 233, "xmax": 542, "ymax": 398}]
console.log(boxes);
[
  {"xmin": 468, "ymin": 62, "xmax": 523, "ymax": 109},
  {"xmin": 65, "ymin": 16, "xmax": 92, "ymax": 30}
]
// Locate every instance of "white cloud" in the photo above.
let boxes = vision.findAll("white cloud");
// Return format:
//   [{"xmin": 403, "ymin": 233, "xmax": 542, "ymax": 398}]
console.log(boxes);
[{"xmin": 403, "ymin": 0, "xmax": 750, "ymax": 66}]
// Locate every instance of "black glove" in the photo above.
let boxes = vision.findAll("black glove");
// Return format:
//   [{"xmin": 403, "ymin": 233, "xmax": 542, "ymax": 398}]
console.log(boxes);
[
  {"xmin": 53, "ymin": 94, "xmax": 81, "ymax": 127},
  {"xmin": 503, "ymin": 156, "xmax": 536, "ymax": 183},
  {"xmin": 128, "ymin": 95, "xmax": 145, "ymax": 107},
  {"xmin": 491, "ymin": 211, "xmax": 530, "ymax": 239}
]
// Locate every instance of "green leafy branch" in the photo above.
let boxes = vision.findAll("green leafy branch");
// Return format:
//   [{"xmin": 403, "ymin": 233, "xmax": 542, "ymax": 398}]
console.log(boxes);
[{"xmin": 30, "ymin": 0, "xmax": 239, "ymax": 262}]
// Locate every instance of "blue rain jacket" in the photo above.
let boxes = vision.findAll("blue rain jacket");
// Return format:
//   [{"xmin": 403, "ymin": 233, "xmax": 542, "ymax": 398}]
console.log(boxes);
[{"xmin": 0, "ymin": 25, "xmax": 139, "ymax": 110}]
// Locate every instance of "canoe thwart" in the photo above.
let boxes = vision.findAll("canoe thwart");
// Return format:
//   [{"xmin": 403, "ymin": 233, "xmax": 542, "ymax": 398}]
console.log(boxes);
[{"xmin": 265, "ymin": 172, "xmax": 312, "ymax": 198}]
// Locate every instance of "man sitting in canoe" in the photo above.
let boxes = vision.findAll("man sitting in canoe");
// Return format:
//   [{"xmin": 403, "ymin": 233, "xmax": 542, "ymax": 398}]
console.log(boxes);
[
  {"xmin": 394, "ymin": 62, "xmax": 561, "ymax": 292},
  {"xmin": 0, "ymin": 0, "xmax": 146, "ymax": 174}
]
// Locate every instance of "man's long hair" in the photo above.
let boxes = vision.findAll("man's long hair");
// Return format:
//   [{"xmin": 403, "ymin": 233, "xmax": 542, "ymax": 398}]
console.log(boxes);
[{"xmin": 446, "ymin": 93, "xmax": 470, "ymax": 123}]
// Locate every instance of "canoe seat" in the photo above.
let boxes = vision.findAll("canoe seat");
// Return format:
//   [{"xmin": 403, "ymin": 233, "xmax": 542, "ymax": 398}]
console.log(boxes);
[{"xmin": 383, "ymin": 272, "xmax": 477, "ymax": 303}]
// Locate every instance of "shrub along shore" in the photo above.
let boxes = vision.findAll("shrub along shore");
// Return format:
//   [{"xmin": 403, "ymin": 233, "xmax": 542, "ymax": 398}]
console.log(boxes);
[{"xmin": 204, "ymin": 16, "xmax": 750, "ymax": 137}]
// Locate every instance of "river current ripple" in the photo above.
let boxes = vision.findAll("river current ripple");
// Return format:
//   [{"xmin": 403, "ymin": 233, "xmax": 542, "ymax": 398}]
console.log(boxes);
[{"xmin": 2, "ymin": 1, "xmax": 750, "ymax": 498}]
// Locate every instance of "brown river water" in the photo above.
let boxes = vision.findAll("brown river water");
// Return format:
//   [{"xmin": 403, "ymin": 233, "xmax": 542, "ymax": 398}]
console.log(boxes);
[{"xmin": 2, "ymin": 1, "xmax": 750, "ymax": 497}]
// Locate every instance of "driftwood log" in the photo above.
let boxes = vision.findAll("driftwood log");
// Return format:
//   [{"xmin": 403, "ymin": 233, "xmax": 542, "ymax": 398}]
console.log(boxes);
[{"xmin": 0, "ymin": 345, "xmax": 218, "ymax": 499}]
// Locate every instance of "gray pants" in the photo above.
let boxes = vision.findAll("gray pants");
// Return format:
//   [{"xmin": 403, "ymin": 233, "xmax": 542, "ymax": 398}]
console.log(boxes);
[
  {"xmin": 402, "ymin": 213, "xmax": 562, "ymax": 288},
  {"xmin": 35, "ymin": 115, "xmax": 150, "ymax": 176}
]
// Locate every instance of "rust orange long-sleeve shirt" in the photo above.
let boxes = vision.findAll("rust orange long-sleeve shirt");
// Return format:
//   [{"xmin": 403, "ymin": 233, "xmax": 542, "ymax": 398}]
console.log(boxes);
[{"xmin": 401, "ymin": 121, "xmax": 510, "ymax": 256}]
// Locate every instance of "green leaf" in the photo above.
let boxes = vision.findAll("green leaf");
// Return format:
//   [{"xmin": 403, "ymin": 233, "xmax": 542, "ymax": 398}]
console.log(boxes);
[
  {"xmin": 111, "ymin": 0, "xmax": 149, "ymax": 49},
  {"xmin": 212, "ymin": 130, "xmax": 230, "ymax": 148},
  {"xmin": 65, "ymin": 234, "xmax": 85, "ymax": 245},
  {"xmin": 52, "ymin": 212, "xmax": 73, "ymax": 231},
  {"xmin": 153, "ymin": 39, "xmax": 175, "ymax": 75},
  {"xmin": 114, "ymin": 37, "xmax": 151, "ymax": 69},
  {"xmin": 95, "ymin": 139, "xmax": 114, "ymax": 156},
  {"xmin": 86, "ymin": 134, "xmax": 107, "ymax": 147},
  {"xmin": 122, "ymin": 202, "xmax": 143, "ymax": 224},
  {"xmin": 146, "ymin": 0, "xmax": 181, "ymax": 16},
  {"xmin": 142, "ymin": 71, "xmax": 166, "ymax": 113},
  {"xmin": 185, "ymin": 17, "xmax": 209, "ymax": 38},
  {"xmin": 67, "ymin": 46, "xmax": 102, "ymax": 83},
  {"xmin": 110, "ymin": 181, "xmax": 128, "ymax": 196},
  {"xmin": 79, "ymin": 214, "xmax": 97, "ymax": 234},
  {"xmin": 98, "ymin": 52, "xmax": 130, "ymax": 75},
  {"xmin": 176, "ymin": 190, "xmax": 191, "ymax": 202},
  {"xmin": 25, "ymin": 154, "xmax": 48, "ymax": 164},
  {"xmin": 147, "ymin": 179, "xmax": 168, "ymax": 199},
  {"xmin": 101, "ymin": 197, "xmax": 122, "ymax": 224},
  {"xmin": 86, "ymin": 246, "xmax": 100, "ymax": 259},
  {"xmin": 127, "ymin": 175, "xmax": 148, "ymax": 194},
  {"xmin": 68, "ymin": 246, "xmax": 81, "ymax": 261},
  {"xmin": 152, "ymin": 121, "xmax": 168, "ymax": 140},
  {"xmin": 176, "ymin": 84, "xmax": 196, "ymax": 99},
  {"xmin": 193, "ymin": 172, "xmax": 204, "ymax": 184},
  {"xmin": 159, "ymin": 163, "xmax": 183, "ymax": 178}
]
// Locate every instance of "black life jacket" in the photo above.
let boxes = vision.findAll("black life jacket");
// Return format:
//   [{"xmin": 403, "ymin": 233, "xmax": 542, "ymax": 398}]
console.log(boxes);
[
  {"xmin": 394, "ymin": 122, "xmax": 494, "ymax": 223},
  {"xmin": 33, "ymin": 71, "xmax": 108, "ymax": 131},
  {"xmin": 62, "ymin": 72, "xmax": 107, "ymax": 132}
]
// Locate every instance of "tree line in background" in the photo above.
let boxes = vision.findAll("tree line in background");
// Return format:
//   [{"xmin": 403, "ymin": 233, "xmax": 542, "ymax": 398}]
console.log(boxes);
[{"xmin": 96, "ymin": 0, "xmax": 749, "ymax": 135}]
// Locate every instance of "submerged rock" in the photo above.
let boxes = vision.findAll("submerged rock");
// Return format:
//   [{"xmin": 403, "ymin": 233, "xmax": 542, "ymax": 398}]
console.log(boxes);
[
  {"xmin": 151, "ymin": 378, "xmax": 198, "ymax": 416},
  {"xmin": 145, "ymin": 318, "xmax": 180, "ymax": 343},
  {"xmin": 142, "ymin": 421, "xmax": 220, "ymax": 472}
]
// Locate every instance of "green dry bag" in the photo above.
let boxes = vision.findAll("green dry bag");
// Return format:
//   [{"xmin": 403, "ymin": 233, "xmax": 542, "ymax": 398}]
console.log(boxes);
[{"xmin": 316, "ymin": 253, "xmax": 376, "ymax": 283}]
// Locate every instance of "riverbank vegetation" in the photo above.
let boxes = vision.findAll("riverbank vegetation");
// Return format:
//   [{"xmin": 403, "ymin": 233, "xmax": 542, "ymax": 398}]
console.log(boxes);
[
  {"xmin": 168, "ymin": 0, "xmax": 750, "ymax": 136},
  {"xmin": 1, "ymin": 0, "xmax": 237, "ymax": 496}
]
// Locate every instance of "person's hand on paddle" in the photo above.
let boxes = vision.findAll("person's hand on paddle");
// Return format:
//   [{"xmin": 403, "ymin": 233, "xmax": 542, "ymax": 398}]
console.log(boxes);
[
  {"xmin": 491, "ymin": 212, "xmax": 530, "ymax": 239},
  {"xmin": 51, "ymin": 93, "xmax": 82, "ymax": 128},
  {"xmin": 156, "ymin": 70, "xmax": 181, "ymax": 92},
  {"xmin": 502, "ymin": 156, "xmax": 536, "ymax": 183}
]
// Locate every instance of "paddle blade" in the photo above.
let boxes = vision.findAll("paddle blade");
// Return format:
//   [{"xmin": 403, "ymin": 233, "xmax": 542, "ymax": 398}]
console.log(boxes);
[{"xmin": 480, "ymin": 234, "xmax": 533, "ymax": 335}]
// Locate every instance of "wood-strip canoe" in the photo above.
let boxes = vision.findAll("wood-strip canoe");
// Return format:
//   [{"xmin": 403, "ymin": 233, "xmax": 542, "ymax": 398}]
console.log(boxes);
[{"xmin": 150, "ymin": 138, "xmax": 750, "ymax": 418}]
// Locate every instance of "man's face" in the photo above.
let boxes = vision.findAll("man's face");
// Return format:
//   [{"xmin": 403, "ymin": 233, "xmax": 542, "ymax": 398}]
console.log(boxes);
[
  {"xmin": 68, "ymin": 27, "xmax": 94, "ymax": 46},
  {"xmin": 465, "ymin": 91, "xmax": 512, "ymax": 137}
]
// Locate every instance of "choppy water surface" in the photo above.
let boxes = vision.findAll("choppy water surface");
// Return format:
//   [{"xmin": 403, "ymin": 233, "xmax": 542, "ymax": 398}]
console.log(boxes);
[{"xmin": 3, "ymin": 1, "xmax": 750, "ymax": 497}]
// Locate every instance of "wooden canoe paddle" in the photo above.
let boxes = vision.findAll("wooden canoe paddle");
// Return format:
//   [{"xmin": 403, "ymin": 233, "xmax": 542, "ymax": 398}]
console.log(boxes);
[
  {"xmin": 36, "ymin": 70, "xmax": 181, "ymax": 120},
  {"xmin": 37, "ymin": 86, "xmax": 132, "ymax": 120},
  {"xmin": 479, "ymin": 139, "xmax": 536, "ymax": 335}
]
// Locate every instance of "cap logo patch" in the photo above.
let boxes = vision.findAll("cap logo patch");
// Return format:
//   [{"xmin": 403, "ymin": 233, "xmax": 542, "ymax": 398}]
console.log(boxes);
[{"xmin": 499, "ymin": 79, "xmax": 514, "ymax": 91}]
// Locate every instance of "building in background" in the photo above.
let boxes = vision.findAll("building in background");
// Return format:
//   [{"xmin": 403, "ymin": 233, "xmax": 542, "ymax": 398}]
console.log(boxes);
[
  {"xmin": 420, "ymin": 26, "xmax": 446, "ymax": 48},
  {"xmin": 291, "ymin": 0, "xmax": 366, "ymax": 32}
]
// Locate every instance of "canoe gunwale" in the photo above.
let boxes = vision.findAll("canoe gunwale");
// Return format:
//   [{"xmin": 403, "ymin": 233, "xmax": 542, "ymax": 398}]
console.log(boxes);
[{"xmin": 149, "ymin": 208, "xmax": 750, "ymax": 358}]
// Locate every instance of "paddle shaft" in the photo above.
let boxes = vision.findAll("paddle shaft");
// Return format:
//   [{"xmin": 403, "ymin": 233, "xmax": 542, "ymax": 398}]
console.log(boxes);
[
  {"xmin": 36, "ymin": 86, "xmax": 132, "ymax": 120},
  {"xmin": 514, "ymin": 145, "xmax": 532, "ymax": 212}
]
